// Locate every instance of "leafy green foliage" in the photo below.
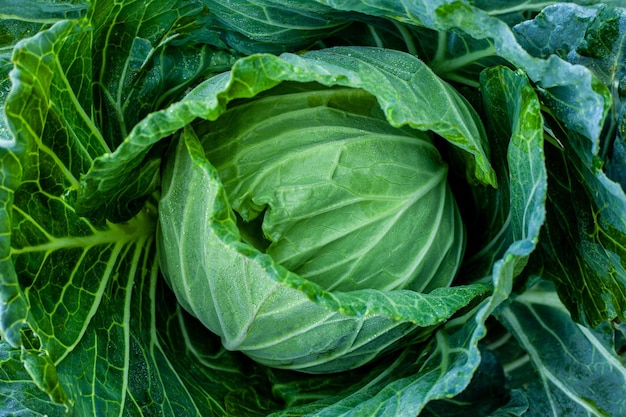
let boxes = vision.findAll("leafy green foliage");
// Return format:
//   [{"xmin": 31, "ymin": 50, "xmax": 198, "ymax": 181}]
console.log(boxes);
[
  {"xmin": 200, "ymin": 0, "xmax": 352, "ymax": 54},
  {"xmin": 462, "ymin": 65, "xmax": 546, "ymax": 281},
  {"xmin": 514, "ymin": 3, "xmax": 626, "ymax": 326},
  {"xmin": 0, "ymin": 0, "xmax": 625, "ymax": 416},
  {"xmin": 498, "ymin": 279, "xmax": 626, "ymax": 416}
]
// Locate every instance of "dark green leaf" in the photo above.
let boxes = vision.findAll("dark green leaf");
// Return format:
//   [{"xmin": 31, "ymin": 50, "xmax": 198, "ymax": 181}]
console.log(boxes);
[
  {"xmin": 463, "ymin": 66, "xmax": 546, "ymax": 280},
  {"xmin": 0, "ymin": 5, "xmax": 275, "ymax": 415},
  {"xmin": 0, "ymin": 340, "xmax": 67, "ymax": 417},
  {"xmin": 530, "ymin": 139, "xmax": 626, "ymax": 326},
  {"xmin": 421, "ymin": 349, "xmax": 523, "ymax": 417},
  {"xmin": 316, "ymin": 0, "xmax": 609, "ymax": 142},
  {"xmin": 0, "ymin": 0, "xmax": 86, "ymax": 22},
  {"xmin": 89, "ymin": 0, "xmax": 236, "ymax": 150},
  {"xmin": 498, "ymin": 279, "xmax": 626, "ymax": 417},
  {"xmin": 201, "ymin": 0, "xmax": 351, "ymax": 54},
  {"xmin": 499, "ymin": 3, "xmax": 626, "ymax": 325}
]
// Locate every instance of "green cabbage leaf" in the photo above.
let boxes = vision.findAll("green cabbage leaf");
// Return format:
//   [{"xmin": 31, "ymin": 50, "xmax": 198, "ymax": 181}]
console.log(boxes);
[{"xmin": 1, "ymin": 1, "xmax": 625, "ymax": 416}]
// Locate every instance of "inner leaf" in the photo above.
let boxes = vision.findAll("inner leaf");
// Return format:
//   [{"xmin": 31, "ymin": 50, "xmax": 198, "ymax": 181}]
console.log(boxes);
[{"xmin": 194, "ymin": 83, "xmax": 465, "ymax": 294}]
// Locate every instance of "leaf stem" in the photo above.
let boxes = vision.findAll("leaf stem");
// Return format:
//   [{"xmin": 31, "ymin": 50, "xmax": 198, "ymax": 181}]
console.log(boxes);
[
  {"xmin": 432, "ymin": 45, "xmax": 497, "ymax": 75},
  {"xmin": 367, "ymin": 24, "xmax": 384, "ymax": 48},
  {"xmin": 501, "ymin": 353, "xmax": 530, "ymax": 374},
  {"xmin": 486, "ymin": 2, "xmax": 554, "ymax": 16},
  {"xmin": 433, "ymin": 31, "xmax": 447, "ymax": 64},
  {"xmin": 391, "ymin": 21, "xmax": 417, "ymax": 56}
]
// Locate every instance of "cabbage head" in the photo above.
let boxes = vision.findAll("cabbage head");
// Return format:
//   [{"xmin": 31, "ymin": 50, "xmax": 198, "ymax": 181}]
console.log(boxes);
[{"xmin": 156, "ymin": 52, "xmax": 479, "ymax": 374}]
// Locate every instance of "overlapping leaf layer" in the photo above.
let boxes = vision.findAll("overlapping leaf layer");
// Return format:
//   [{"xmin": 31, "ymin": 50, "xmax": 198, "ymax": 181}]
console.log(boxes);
[{"xmin": 0, "ymin": 1, "xmax": 624, "ymax": 416}]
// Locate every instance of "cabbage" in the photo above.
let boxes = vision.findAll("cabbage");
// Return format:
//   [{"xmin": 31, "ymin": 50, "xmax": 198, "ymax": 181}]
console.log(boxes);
[
  {"xmin": 3, "ymin": 1, "xmax": 626, "ymax": 416},
  {"xmin": 157, "ymin": 83, "xmax": 466, "ymax": 372}
]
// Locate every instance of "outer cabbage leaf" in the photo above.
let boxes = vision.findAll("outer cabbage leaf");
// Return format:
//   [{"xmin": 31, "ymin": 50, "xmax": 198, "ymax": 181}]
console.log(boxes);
[
  {"xmin": 55, "ymin": 0, "xmax": 238, "ymax": 223},
  {"xmin": 421, "ymin": 351, "xmax": 529, "ymax": 417},
  {"xmin": 464, "ymin": 66, "xmax": 546, "ymax": 281},
  {"xmin": 0, "ymin": 0, "xmax": 87, "ymax": 156},
  {"xmin": 315, "ymin": 0, "xmax": 609, "ymax": 149},
  {"xmin": 531, "ymin": 140, "xmax": 626, "ymax": 326},
  {"xmin": 0, "ymin": 0, "xmax": 86, "ymax": 22},
  {"xmin": 514, "ymin": 3, "xmax": 626, "ymax": 326},
  {"xmin": 427, "ymin": 30, "xmax": 506, "ymax": 87},
  {"xmin": 0, "ymin": 4, "xmax": 278, "ymax": 416},
  {"xmin": 200, "ymin": 0, "xmax": 351, "ymax": 54},
  {"xmin": 3, "ymin": 0, "xmax": 238, "ymax": 226},
  {"xmin": 473, "ymin": 0, "xmax": 565, "ymax": 25},
  {"xmin": 498, "ymin": 279, "xmax": 626, "ymax": 417},
  {"xmin": 79, "ymin": 45, "xmax": 497, "ymax": 224},
  {"xmin": 87, "ymin": 0, "xmax": 234, "ymax": 151}
]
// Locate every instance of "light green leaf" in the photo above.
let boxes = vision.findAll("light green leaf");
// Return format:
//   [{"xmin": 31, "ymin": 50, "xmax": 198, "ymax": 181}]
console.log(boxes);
[
  {"xmin": 196, "ymin": 84, "xmax": 465, "ymax": 293},
  {"xmin": 281, "ymin": 47, "xmax": 497, "ymax": 187}
]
